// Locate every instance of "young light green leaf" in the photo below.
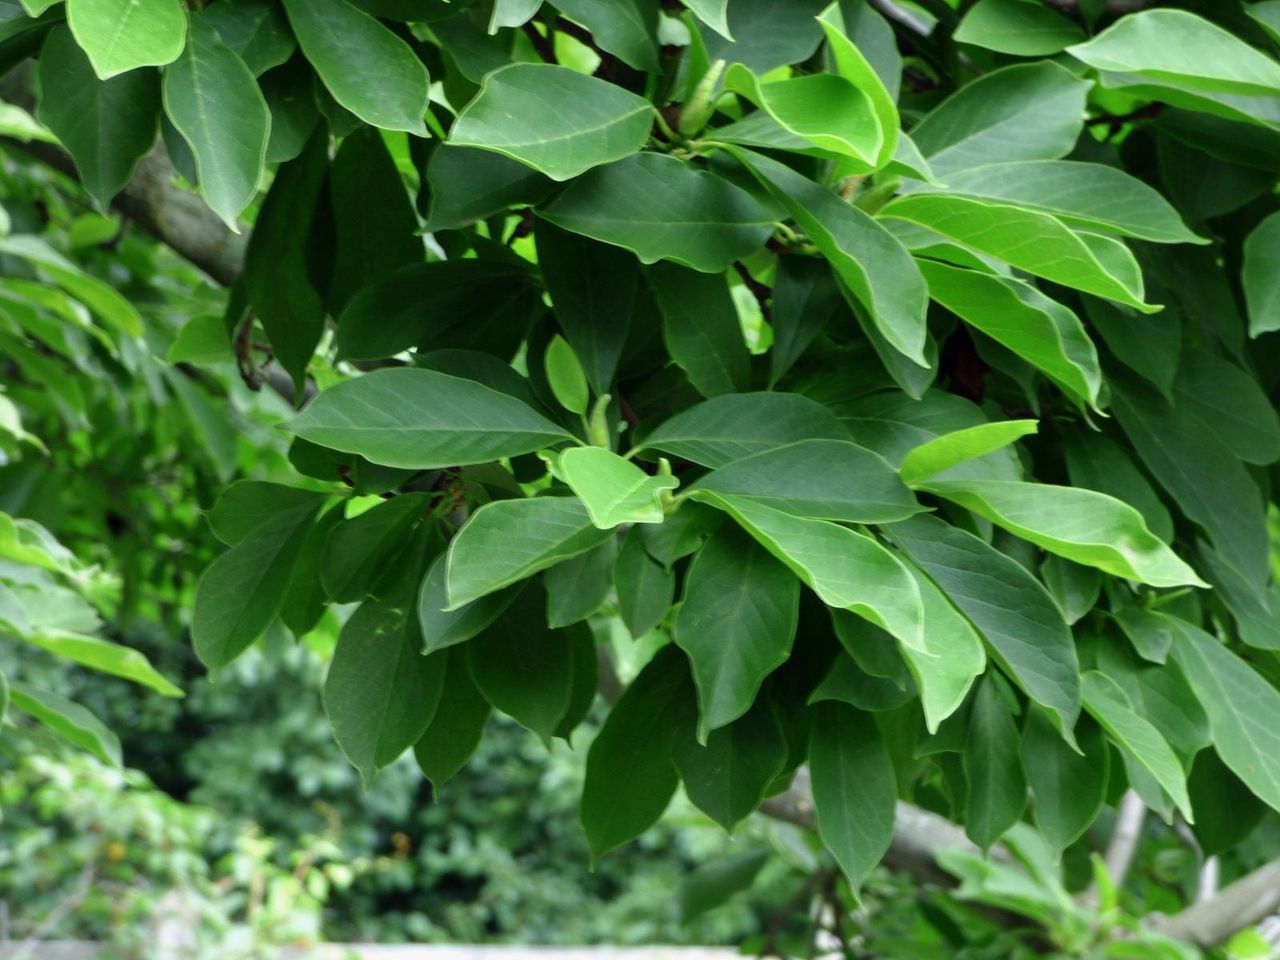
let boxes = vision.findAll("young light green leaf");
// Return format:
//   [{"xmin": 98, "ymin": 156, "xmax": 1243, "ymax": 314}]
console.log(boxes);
[
  {"xmin": 888, "ymin": 515, "xmax": 1080, "ymax": 741},
  {"xmin": 581, "ymin": 645, "xmax": 689, "ymax": 860},
  {"xmin": 1244, "ymin": 210, "xmax": 1280, "ymax": 337},
  {"xmin": 674, "ymin": 524, "xmax": 799, "ymax": 738},
  {"xmin": 730, "ymin": 147, "xmax": 928, "ymax": 365},
  {"xmin": 964, "ymin": 675, "xmax": 1028, "ymax": 849},
  {"xmin": 691, "ymin": 490, "xmax": 925, "ymax": 652},
  {"xmin": 10, "ymin": 686, "xmax": 121, "ymax": 766},
  {"xmin": 544, "ymin": 335, "xmax": 590, "ymax": 415},
  {"xmin": 928, "ymin": 161, "xmax": 1205, "ymax": 245},
  {"xmin": 900, "ymin": 565, "xmax": 986, "ymax": 733},
  {"xmin": 23, "ymin": 630, "xmax": 183, "ymax": 698},
  {"xmin": 809, "ymin": 702, "xmax": 896, "ymax": 895},
  {"xmin": 954, "ymin": 0, "xmax": 1083, "ymax": 55},
  {"xmin": 450, "ymin": 64, "xmax": 652, "ymax": 180},
  {"xmin": 1023, "ymin": 709, "xmax": 1109, "ymax": 854},
  {"xmin": 917, "ymin": 259, "xmax": 1102, "ymax": 408},
  {"xmin": 445, "ymin": 497, "xmax": 613, "ymax": 608},
  {"xmin": 1170, "ymin": 619, "xmax": 1280, "ymax": 813},
  {"xmin": 883, "ymin": 195, "xmax": 1156, "ymax": 312},
  {"xmin": 541, "ymin": 152, "xmax": 776, "ymax": 273},
  {"xmin": 899, "ymin": 421, "xmax": 1038, "ymax": 486},
  {"xmin": 414, "ymin": 646, "xmax": 491, "ymax": 788},
  {"xmin": 0, "ymin": 236, "xmax": 143, "ymax": 337},
  {"xmin": 283, "ymin": 0, "xmax": 428, "ymax": 134},
  {"xmin": 818, "ymin": 4, "xmax": 898, "ymax": 168},
  {"xmin": 1067, "ymin": 9, "xmax": 1280, "ymax": 99},
  {"xmin": 674, "ymin": 698, "xmax": 788, "ymax": 830},
  {"xmin": 558, "ymin": 446, "xmax": 678, "ymax": 529},
  {"xmin": 692, "ymin": 439, "xmax": 920, "ymax": 524},
  {"xmin": 910, "ymin": 62, "xmax": 1089, "ymax": 175},
  {"xmin": 916, "ymin": 479, "xmax": 1206, "ymax": 588},
  {"xmin": 35, "ymin": 27, "xmax": 160, "ymax": 210},
  {"xmin": 66, "ymin": 0, "xmax": 186, "ymax": 79},
  {"xmin": 1082, "ymin": 671, "xmax": 1193, "ymax": 822},
  {"xmin": 289, "ymin": 368, "xmax": 573, "ymax": 470},
  {"xmin": 648, "ymin": 261, "xmax": 751, "ymax": 397},
  {"xmin": 162, "ymin": 18, "xmax": 269, "ymax": 230},
  {"xmin": 640, "ymin": 392, "xmax": 851, "ymax": 468}
]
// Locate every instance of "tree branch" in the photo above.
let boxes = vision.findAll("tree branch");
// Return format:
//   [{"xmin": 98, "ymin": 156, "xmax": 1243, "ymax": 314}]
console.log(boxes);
[{"xmin": 1151, "ymin": 860, "xmax": 1280, "ymax": 948}]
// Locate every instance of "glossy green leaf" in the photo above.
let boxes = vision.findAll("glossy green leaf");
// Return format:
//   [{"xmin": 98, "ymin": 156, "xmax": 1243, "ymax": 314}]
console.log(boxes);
[
  {"xmin": 900, "ymin": 564, "xmax": 986, "ymax": 733},
  {"xmin": 418, "ymin": 555, "xmax": 522, "ymax": 656},
  {"xmin": 414, "ymin": 646, "xmax": 490, "ymax": 788},
  {"xmin": 450, "ymin": 64, "xmax": 651, "ymax": 180},
  {"xmin": 425, "ymin": 145, "xmax": 554, "ymax": 233},
  {"xmin": 445, "ymin": 497, "xmax": 612, "ymax": 608},
  {"xmin": 692, "ymin": 439, "xmax": 920, "ymax": 524},
  {"xmin": 542, "ymin": 153, "xmax": 775, "ymax": 274},
  {"xmin": 674, "ymin": 524, "xmax": 799, "ymax": 737},
  {"xmin": 66, "ymin": 0, "xmax": 185, "ymax": 78},
  {"xmin": 954, "ymin": 0, "xmax": 1083, "ymax": 55},
  {"xmin": 889, "ymin": 515, "xmax": 1080, "ymax": 741},
  {"xmin": 680, "ymin": 0, "xmax": 730, "ymax": 39},
  {"xmin": 648, "ymin": 262, "xmax": 750, "ymax": 397},
  {"xmin": 640, "ymin": 392, "xmax": 850, "ymax": 468},
  {"xmin": 692, "ymin": 490, "xmax": 924, "ymax": 652},
  {"xmin": 558, "ymin": 446, "xmax": 678, "ymax": 529},
  {"xmin": 35, "ymin": 27, "xmax": 160, "ymax": 210},
  {"xmin": 544, "ymin": 540, "xmax": 615, "ymax": 628},
  {"xmin": 581, "ymin": 645, "xmax": 689, "ymax": 860},
  {"xmin": 290, "ymin": 368, "xmax": 573, "ymax": 470},
  {"xmin": 1095, "ymin": 636, "xmax": 1209, "ymax": 758},
  {"xmin": 202, "ymin": 0, "xmax": 295, "ymax": 75},
  {"xmin": 1067, "ymin": 9, "xmax": 1280, "ymax": 99},
  {"xmin": 964, "ymin": 675, "xmax": 1027, "ymax": 849},
  {"xmin": 553, "ymin": 0, "xmax": 659, "ymax": 71},
  {"xmin": 1022, "ymin": 708, "xmax": 1109, "ymax": 854},
  {"xmin": 915, "ymin": 479, "xmax": 1205, "ymax": 588},
  {"xmin": 809, "ymin": 701, "xmax": 896, "ymax": 895},
  {"xmin": 917, "ymin": 259, "xmax": 1102, "ymax": 408},
  {"xmin": 283, "ymin": 0, "xmax": 428, "ymax": 134},
  {"xmin": 162, "ymin": 18, "xmax": 269, "ymax": 230},
  {"xmin": 613, "ymin": 532, "xmax": 674, "ymax": 638},
  {"xmin": 490, "ymin": 0, "xmax": 542, "ymax": 31},
  {"xmin": 1244, "ymin": 210, "xmax": 1280, "ymax": 337},
  {"xmin": 544, "ymin": 335, "xmax": 590, "ymax": 415},
  {"xmin": 10, "ymin": 686, "xmax": 121, "ymax": 766},
  {"xmin": 819, "ymin": 4, "xmax": 898, "ymax": 167},
  {"xmin": 674, "ymin": 698, "xmax": 788, "ymax": 830},
  {"xmin": 910, "ymin": 62, "xmax": 1088, "ymax": 175},
  {"xmin": 1081, "ymin": 671, "xmax": 1193, "ymax": 822},
  {"xmin": 899, "ymin": 421, "xmax": 1037, "ymax": 486}
]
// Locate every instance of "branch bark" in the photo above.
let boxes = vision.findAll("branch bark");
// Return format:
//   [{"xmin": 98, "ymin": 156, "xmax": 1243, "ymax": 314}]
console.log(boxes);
[{"xmin": 1150, "ymin": 860, "xmax": 1280, "ymax": 948}]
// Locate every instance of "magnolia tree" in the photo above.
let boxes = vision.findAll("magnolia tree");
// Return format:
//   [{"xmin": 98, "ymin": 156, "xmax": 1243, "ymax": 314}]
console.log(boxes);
[{"xmin": 7, "ymin": 0, "xmax": 1280, "ymax": 954}]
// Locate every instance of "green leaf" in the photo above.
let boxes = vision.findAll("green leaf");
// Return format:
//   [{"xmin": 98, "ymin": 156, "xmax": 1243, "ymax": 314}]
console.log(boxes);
[
  {"xmin": 1170, "ymin": 619, "xmax": 1280, "ymax": 813},
  {"xmin": 544, "ymin": 335, "xmax": 590, "ymax": 415},
  {"xmin": 23, "ymin": 630, "xmax": 183, "ymax": 698},
  {"xmin": 321, "ymin": 494, "xmax": 429, "ymax": 603},
  {"xmin": 0, "ymin": 236, "xmax": 143, "ymax": 337},
  {"xmin": 730, "ymin": 148, "xmax": 928, "ymax": 365},
  {"xmin": 648, "ymin": 262, "xmax": 751, "ymax": 397},
  {"xmin": 810, "ymin": 653, "xmax": 916, "ymax": 712},
  {"xmin": 325, "ymin": 533, "xmax": 446, "ymax": 785},
  {"xmin": 768, "ymin": 256, "xmax": 842, "ymax": 387},
  {"xmin": 328, "ymin": 127, "xmax": 422, "ymax": 313},
  {"xmin": 909, "ymin": 62, "xmax": 1089, "ymax": 175},
  {"xmin": 1061, "ymin": 426, "xmax": 1174, "ymax": 544},
  {"xmin": 819, "ymin": 4, "xmax": 898, "ymax": 169},
  {"xmin": 692, "ymin": 439, "xmax": 920, "ymax": 524},
  {"xmin": 541, "ymin": 152, "xmax": 776, "ymax": 274},
  {"xmin": 692, "ymin": 490, "xmax": 925, "ymax": 653},
  {"xmin": 490, "ymin": 0, "xmax": 542, "ymax": 31},
  {"xmin": 900, "ymin": 564, "xmax": 986, "ymax": 734},
  {"xmin": 558, "ymin": 446, "xmax": 678, "ymax": 529},
  {"xmin": 899, "ymin": 421, "xmax": 1038, "ymax": 486},
  {"xmin": 467, "ymin": 582, "xmax": 580, "ymax": 738},
  {"xmin": 283, "ymin": 0, "xmax": 428, "ymax": 133},
  {"xmin": 916, "ymin": 260, "xmax": 1102, "ymax": 408},
  {"xmin": 640, "ymin": 392, "xmax": 851, "ymax": 468},
  {"xmin": 414, "ymin": 646, "xmax": 491, "ymax": 788},
  {"xmin": 964, "ymin": 675, "xmax": 1027, "ymax": 849},
  {"xmin": 581, "ymin": 645, "xmax": 689, "ymax": 860},
  {"xmin": 698, "ymin": 0, "xmax": 826, "ymax": 74},
  {"xmin": 1081, "ymin": 671, "xmax": 1193, "ymax": 822},
  {"xmin": 192, "ymin": 496, "xmax": 323, "ymax": 669},
  {"xmin": 201, "ymin": 0, "xmax": 295, "ymax": 75},
  {"xmin": 954, "ymin": 0, "xmax": 1083, "ymax": 55},
  {"xmin": 35, "ymin": 27, "xmax": 160, "ymax": 209},
  {"xmin": 425, "ymin": 145, "xmax": 554, "ymax": 232},
  {"xmin": 66, "ymin": 0, "xmax": 185, "ymax": 78},
  {"xmin": 544, "ymin": 539, "xmax": 615, "ymax": 629},
  {"xmin": 162, "ymin": 17, "xmax": 270, "ymax": 230},
  {"xmin": 281, "ymin": 502, "xmax": 345, "ymax": 637},
  {"xmin": 1095, "ymin": 636, "xmax": 1209, "ymax": 758},
  {"xmin": 915, "ymin": 478, "xmax": 1205, "ymax": 588},
  {"xmin": 1022, "ymin": 708, "xmax": 1108, "ymax": 854},
  {"xmin": 1067, "ymin": 9, "xmax": 1280, "ymax": 99},
  {"xmin": 204, "ymin": 482, "xmax": 325, "ymax": 545},
  {"xmin": 674, "ymin": 698, "xmax": 788, "ymax": 830},
  {"xmin": 10, "ymin": 686, "xmax": 121, "ymax": 766},
  {"xmin": 535, "ymin": 219, "xmax": 638, "ymax": 395},
  {"xmin": 677, "ymin": 850, "xmax": 770, "ymax": 923},
  {"xmin": 289, "ymin": 368, "xmax": 573, "ymax": 470},
  {"xmin": 926, "ymin": 161, "xmax": 1204, "ymax": 245},
  {"xmin": 449, "ymin": 63, "xmax": 651, "ymax": 180},
  {"xmin": 808, "ymin": 701, "xmax": 896, "ymax": 895},
  {"xmin": 888, "ymin": 515, "xmax": 1080, "ymax": 741},
  {"xmin": 1244, "ymin": 210, "xmax": 1280, "ymax": 337},
  {"xmin": 445, "ymin": 496, "xmax": 613, "ymax": 608},
  {"xmin": 613, "ymin": 532, "xmax": 674, "ymax": 638},
  {"xmin": 418, "ymin": 555, "xmax": 522, "ymax": 655},
  {"xmin": 883, "ymin": 195, "xmax": 1155, "ymax": 312},
  {"xmin": 679, "ymin": 0, "xmax": 731, "ymax": 40},
  {"xmin": 1173, "ymin": 349, "xmax": 1280, "ymax": 466},
  {"xmin": 674, "ymin": 524, "xmax": 799, "ymax": 738},
  {"xmin": 243, "ymin": 129, "xmax": 328, "ymax": 394},
  {"xmin": 552, "ymin": 0, "xmax": 659, "ymax": 72}
]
